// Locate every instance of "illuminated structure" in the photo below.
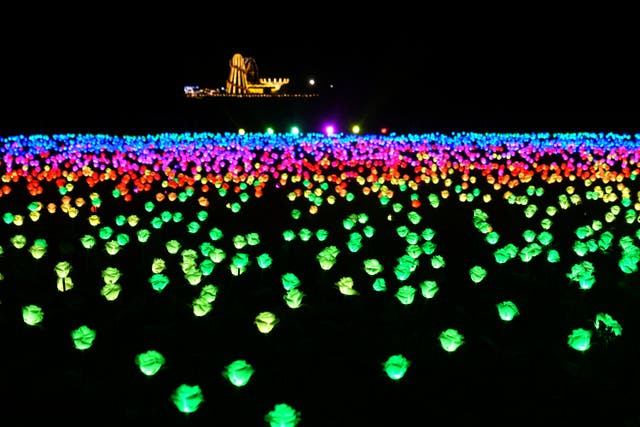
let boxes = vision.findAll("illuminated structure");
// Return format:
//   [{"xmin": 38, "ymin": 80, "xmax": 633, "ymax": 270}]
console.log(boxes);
[
  {"xmin": 226, "ymin": 53, "xmax": 289, "ymax": 95},
  {"xmin": 185, "ymin": 52, "xmax": 317, "ymax": 99}
]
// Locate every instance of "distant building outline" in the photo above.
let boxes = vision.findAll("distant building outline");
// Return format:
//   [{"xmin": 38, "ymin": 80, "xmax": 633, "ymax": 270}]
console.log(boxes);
[{"xmin": 185, "ymin": 52, "xmax": 318, "ymax": 99}]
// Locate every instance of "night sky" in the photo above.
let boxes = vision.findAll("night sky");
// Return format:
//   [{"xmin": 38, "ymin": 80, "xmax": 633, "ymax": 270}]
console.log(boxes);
[{"xmin": 2, "ymin": 6, "xmax": 639, "ymax": 135}]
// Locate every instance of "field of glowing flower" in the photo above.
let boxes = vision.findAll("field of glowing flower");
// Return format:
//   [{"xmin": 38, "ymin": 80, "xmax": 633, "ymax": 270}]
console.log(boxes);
[{"xmin": 2, "ymin": 131, "xmax": 640, "ymax": 425}]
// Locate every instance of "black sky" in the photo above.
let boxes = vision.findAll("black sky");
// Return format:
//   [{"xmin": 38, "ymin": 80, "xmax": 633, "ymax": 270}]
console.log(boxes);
[{"xmin": 1, "ymin": 6, "xmax": 639, "ymax": 135}]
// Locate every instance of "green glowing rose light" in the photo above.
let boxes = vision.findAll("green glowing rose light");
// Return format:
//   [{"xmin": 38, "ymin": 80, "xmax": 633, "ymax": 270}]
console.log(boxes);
[
  {"xmin": 439, "ymin": 328, "xmax": 464, "ymax": 352},
  {"xmin": 567, "ymin": 261, "xmax": 595, "ymax": 290},
  {"xmin": 573, "ymin": 241, "xmax": 589, "ymax": 257},
  {"xmin": 547, "ymin": 249, "xmax": 560, "ymax": 263},
  {"xmin": 598, "ymin": 231, "xmax": 614, "ymax": 251},
  {"xmin": 396, "ymin": 225, "xmax": 410, "ymax": 238},
  {"xmin": 265, "ymin": 403, "xmax": 301, "ymax": 427},
  {"xmin": 421, "ymin": 241, "xmax": 437, "ymax": 255},
  {"xmin": 575, "ymin": 225, "xmax": 594, "ymax": 240},
  {"xmin": 200, "ymin": 284, "xmax": 218, "ymax": 303},
  {"xmin": 3, "ymin": 212, "xmax": 15, "ymax": 224},
  {"xmin": 407, "ymin": 211, "xmax": 422, "ymax": 225},
  {"xmin": 406, "ymin": 244, "xmax": 422, "ymax": 259},
  {"xmin": 22, "ymin": 304, "xmax": 44, "ymax": 326},
  {"xmin": 372, "ymin": 277, "xmax": 387, "ymax": 292},
  {"xmin": 55, "ymin": 261, "xmax": 74, "ymax": 292},
  {"xmin": 99, "ymin": 226, "xmax": 114, "ymax": 240},
  {"xmin": 71, "ymin": 325, "xmax": 97, "ymax": 350},
  {"xmin": 395, "ymin": 285, "xmax": 416, "ymax": 305},
  {"xmin": 363, "ymin": 259, "xmax": 384, "ymax": 275},
  {"xmin": 230, "ymin": 253, "xmax": 250, "ymax": 276},
  {"xmin": 347, "ymin": 232, "xmax": 363, "ymax": 253},
  {"xmin": 137, "ymin": 229, "xmax": 151, "ymax": 243},
  {"xmin": 419, "ymin": 280, "xmax": 439, "ymax": 299},
  {"xmin": 519, "ymin": 243, "xmax": 542, "ymax": 262},
  {"xmin": 257, "ymin": 253, "xmax": 273, "ymax": 269},
  {"xmin": 567, "ymin": 328, "xmax": 592, "ymax": 352},
  {"xmin": 209, "ymin": 227, "xmax": 224, "ymax": 241},
  {"xmin": 11, "ymin": 234, "xmax": 27, "ymax": 249},
  {"xmin": 151, "ymin": 217, "xmax": 163, "ymax": 229},
  {"xmin": 223, "ymin": 360, "xmax": 255, "ymax": 387},
  {"xmin": 522, "ymin": 229, "xmax": 537, "ymax": 243},
  {"xmin": 149, "ymin": 273, "xmax": 170, "ymax": 292},
  {"xmin": 363, "ymin": 225, "xmax": 376, "ymax": 238},
  {"xmin": 394, "ymin": 263, "xmax": 412, "ymax": 282},
  {"xmin": 233, "ymin": 235, "xmax": 248, "ymax": 249},
  {"xmin": 209, "ymin": 247, "xmax": 226, "ymax": 264},
  {"xmin": 283, "ymin": 229, "xmax": 297, "ymax": 242},
  {"xmin": 431, "ymin": 254, "xmax": 446, "ymax": 269},
  {"xmin": 29, "ymin": 240, "xmax": 47, "ymax": 259},
  {"xmin": 284, "ymin": 288, "xmax": 305, "ymax": 309},
  {"xmin": 383, "ymin": 354, "xmax": 411, "ymax": 380},
  {"xmin": 496, "ymin": 300, "xmax": 519, "ymax": 321},
  {"xmin": 485, "ymin": 231, "xmax": 500, "ymax": 245},
  {"xmin": 100, "ymin": 283, "xmax": 122, "ymax": 301},
  {"xmin": 298, "ymin": 228, "xmax": 313, "ymax": 242},
  {"xmin": 135, "ymin": 350, "xmax": 165, "ymax": 376},
  {"xmin": 166, "ymin": 239, "xmax": 182, "ymax": 255},
  {"xmin": 200, "ymin": 259, "xmax": 215, "ymax": 276},
  {"xmin": 421, "ymin": 228, "xmax": 436, "ymax": 241},
  {"xmin": 105, "ymin": 240, "xmax": 121, "ymax": 255},
  {"xmin": 102, "ymin": 267, "xmax": 121, "ymax": 285},
  {"xmin": 196, "ymin": 210, "xmax": 208, "ymax": 222},
  {"xmin": 80, "ymin": 234, "xmax": 96, "ymax": 249},
  {"xmin": 255, "ymin": 311, "xmax": 279, "ymax": 334},
  {"xmin": 336, "ymin": 276, "xmax": 359, "ymax": 296},
  {"xmin": 152, "ymin": 258, "xmax": 166, "ymax": 274},
  {"xmin": 316, "ymin": 229, "xmax": 329, "ymax": 241},
  {"xmin": 343, "ymin": 216, "xmax": 356, "ymax": 230},
  {"xmin": 192, "ymin": 296, "xmax": 213, "ymax": 317},
  {"xmin": 187, "ymin": 221, "xmax": 201, "ymax": 234},
  {"xmin": 185, "ymin": 267, "xmax": 204, "ymax": 285},
  {"xmin": 171, "ymin": 384, "xmax": 204, "ymax": 414},
  {"xmin": 594, "ymin": 312, "xmax": 622, "ymax": 337},
  {"xmin": 317, "ymin": 246, "xmax": 339, "ymax": 270},
  {"xmin": 115, "ymin": 214, "xmax": 126, "ymax": 226},
  {"xmin": 199, "ymin": 242, "xmax": 215, "ymax": 257},
  {"xmin": 469, "ymin": 265, "xmax": 487, "ymax": 284},
  {"xmin": 172, "ymin": 212, "xmax": 184, "ymax": 223},
  {"xmin": 281, "ymin": 273, "xmax": 301, "ymax": 291}
]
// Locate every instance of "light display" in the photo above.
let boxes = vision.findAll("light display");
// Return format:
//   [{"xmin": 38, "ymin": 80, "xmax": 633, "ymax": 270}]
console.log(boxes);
[
  {"xmin": 567, "ymin": 328, "xmax": 592, "ymax": 351},
  {"xmin": 71, "ymin": 325, "xmax": 97, "ymax": 350},
  {"xmin": 1, "ymin": 131, "xmax": 638, "ymax": 423},
  {"xmin": 383, "ymin": 354, "xmax": 411, "ymax": 380},
  {"xmin": 265, "ymin": 403, "xmax": 301, "ymax": 427},
  {"xmin": 439, "ymin": 328, "xmax": 464, "ymax": 352},
  {"xmin": 135, "ymin": 350, "xmax": 166, "ymax": 376},
  {"xmin": 255, "ymin": 311, "xmax": 279, "ymax": 334},
  {"xmin": 22, "ymin": 304, "xmax": 44, "ymax": 326},
  {"xmin": 496, "ymin": 301, "xmax": 520, "ymax": 321},
  {"xmin": 223, "ymin": 359, "xmax": 255, "ymax": 387},
  {"xmin": 171, "ymin": 384, "xmax": 204, "ymax": 414}
]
